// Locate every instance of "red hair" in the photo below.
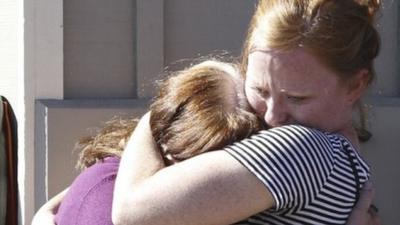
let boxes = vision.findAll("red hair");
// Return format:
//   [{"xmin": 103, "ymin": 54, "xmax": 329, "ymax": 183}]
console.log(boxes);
[{"xmin": 76, "ymin": 60, "xmax": 264, "ymax": 169}]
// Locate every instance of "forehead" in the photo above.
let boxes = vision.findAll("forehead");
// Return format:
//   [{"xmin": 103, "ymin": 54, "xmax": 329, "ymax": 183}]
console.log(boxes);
[{"xmin": 247, "ymin": 48, "xmax": 340, "ymax": 89}]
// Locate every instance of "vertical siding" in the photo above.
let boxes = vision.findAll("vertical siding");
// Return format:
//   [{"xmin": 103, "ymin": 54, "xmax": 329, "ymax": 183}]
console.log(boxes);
[
  {"xmin": 64, "ymin": 0, "xmax": 136, "ymax": 98},
  {"xmin": 164, "ymin": 0, "xmax": 256, "ymax": 71},
  {"xmin": 372, "ymin": 0, "xmax": 400, "ymax": 97},
  {"xmin": 361, "ymin": 98, "xmax": 400, "ymax": 225},
  {"xmin": 136, "ymin": 0, "xmax": 164, "ymax": 98}
]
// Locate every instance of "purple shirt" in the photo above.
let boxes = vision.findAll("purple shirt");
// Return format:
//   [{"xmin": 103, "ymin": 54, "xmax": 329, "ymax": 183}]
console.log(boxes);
[{"xmin": 55, "ymin": 157, "xmax": 120, "ymax": 225}]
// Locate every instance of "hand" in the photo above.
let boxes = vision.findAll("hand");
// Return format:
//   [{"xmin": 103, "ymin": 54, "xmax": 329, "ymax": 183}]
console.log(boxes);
[
  {"xmin": 31, "ymin": 208, "xmax": 56, "ymax": 225},
  {"xmin": 31, "ymin": 188, "xmax": 68, "ymax": 225},
  {"xmin": 347, "ymin": 181, "xmax": 381, "ymax": 225}
]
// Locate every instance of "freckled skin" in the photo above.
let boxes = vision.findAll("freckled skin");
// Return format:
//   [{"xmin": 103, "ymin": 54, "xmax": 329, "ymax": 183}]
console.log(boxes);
[{"xmin": 245, "ymin": 48, "xmax": 354, "ymax": 134}]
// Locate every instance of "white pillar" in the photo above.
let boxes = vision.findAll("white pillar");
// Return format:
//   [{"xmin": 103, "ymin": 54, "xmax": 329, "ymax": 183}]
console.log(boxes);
[{"xmin": 21, "ymin": 0, "xmax": 63, "ymax": 223}]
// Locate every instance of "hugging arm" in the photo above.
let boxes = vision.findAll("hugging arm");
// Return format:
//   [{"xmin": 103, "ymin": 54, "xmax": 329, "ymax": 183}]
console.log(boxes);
[
  {"xmin": 111, "ymin": 113, "xmax": 382, "ymax": 225},
  {"xmin": 32, "ymin": 179, "xmax": 381, "ymax": 225},
  {"xmin": 32, "ymin": 113, "xmax": 380, "ymax": 225},
  {"xmin": 111, "ymin": 112, "xmax": 274, "ymax": 225}
]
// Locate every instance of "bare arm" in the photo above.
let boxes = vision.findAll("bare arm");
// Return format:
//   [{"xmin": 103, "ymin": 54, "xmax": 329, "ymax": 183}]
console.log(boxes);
[
  {"xmin": 112, "ymin": 112, "xmax": 275, "ymax": 225},
  {"xmin": 111, "ymin": 112, "xmax": 166, "ymax": 223},
  {"xmin": 31, "ymin": 188, "xmax": 68, "ymax": 225}
]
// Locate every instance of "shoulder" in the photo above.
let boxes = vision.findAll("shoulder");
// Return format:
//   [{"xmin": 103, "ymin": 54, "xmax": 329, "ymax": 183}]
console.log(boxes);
[
  {"xmin": 226, "ymin": 125, "xmax": 332, "ymax": 157},
  {"xmin": 68, "ymin": 156, "xmax": 120, "ymax": 198},
  {"xmin": 223, "ymin": 125, "xmax": 336, "ymax": 210},
  {"xmin": 75, "ymin": 157, "xmax": 120, "ymax": 185},
  {"xmin": 56, "ymin": 157, "xmax": 120, "ymax": 225},
  {"xmin": 258, "ymin": 125, "xmax": 328, "ymax": 142},
  {"xmin": 74, "ymin": 174, "xmax": 116, "ymax": 225}
]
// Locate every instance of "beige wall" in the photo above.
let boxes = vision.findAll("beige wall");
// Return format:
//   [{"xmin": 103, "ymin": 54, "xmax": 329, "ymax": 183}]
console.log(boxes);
[
  {"xmin": 372, "ymin": 0, "xmax": 399, "ymax": 97},
  {"xmin": 40, "ymin": 0, "xmax": 257, "ymax": 194},
  {"xmin": 35, "ymin": 99, "xmax": 149, "ymax": 209},
  {"xmin": 361, "ymin": 98, "xmax": 400, "ymax": 223},
  {"xmin": 164, "ymin": 0, "xmax": 255, "ymax": 68},
  {"xmin": 64, "ymin": 0, "xmax": 136, "ymax": 98},
  {"xmin": 20, "ymin": 0, "xmax": 400, "ymax": 224}
]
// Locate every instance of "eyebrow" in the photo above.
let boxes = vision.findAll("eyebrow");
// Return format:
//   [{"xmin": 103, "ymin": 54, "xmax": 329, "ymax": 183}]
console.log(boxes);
[
  {"xmin": 280, "ymin": 88, "xmax": 313, "ymax": 96},
  {"xmin": 249, "ymin": 47, "xmax": 285, "ymax": 57}
]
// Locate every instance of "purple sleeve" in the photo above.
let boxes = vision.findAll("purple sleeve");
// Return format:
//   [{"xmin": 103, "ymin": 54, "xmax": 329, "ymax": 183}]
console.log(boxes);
[
  {"xmin": 55, "ymin": 157, "xmax": 120, "ymax": 225},
  {"xmin": 74, "ymin": 177, "xmax": 115, "ymax": 225}
]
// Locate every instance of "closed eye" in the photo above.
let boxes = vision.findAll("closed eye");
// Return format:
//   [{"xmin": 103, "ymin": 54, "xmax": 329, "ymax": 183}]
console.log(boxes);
[
  {"xmin": 287, "ymin": 95, "xmax": 307, "ymax": 103},
  {"xmin": 253, "ymin": 87, "xmax": 269, "ymax": 98}
]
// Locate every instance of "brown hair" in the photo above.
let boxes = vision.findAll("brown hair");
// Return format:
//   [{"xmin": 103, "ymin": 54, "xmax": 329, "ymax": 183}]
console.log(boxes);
[
  {"xmin": 76, "ymin": 60, "xmax": 264, "ymax": 169},
  {"xmin": 241, "ymin": 0, "xmax": 380, "ymax": 80},
  {"xmin": 150, "ymin": 61, "xmax": 263, "ymax": 164},
  {"xmin": 240, "ymin": 0, "xmax": 381, "ymax": 140},
  {"xmin": 76, "ymin": 117, "xmax": 139, "ymax": 169}
]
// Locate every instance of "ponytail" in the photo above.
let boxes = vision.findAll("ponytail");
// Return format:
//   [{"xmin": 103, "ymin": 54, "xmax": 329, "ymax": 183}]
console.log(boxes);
[{"xmin": 356, "ymin": 0, "xmax": 381, "ymax": 21}]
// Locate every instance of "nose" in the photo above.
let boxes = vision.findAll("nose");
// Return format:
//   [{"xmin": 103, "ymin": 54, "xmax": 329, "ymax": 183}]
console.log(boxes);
[{"xmin": 263, "ymin": 99, "xmax": 289, "ymax": 127}]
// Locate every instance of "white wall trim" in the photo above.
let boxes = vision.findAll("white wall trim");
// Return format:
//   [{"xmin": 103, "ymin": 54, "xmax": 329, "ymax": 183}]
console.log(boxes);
[{"xmin": 22, "ymin": 0, "xmax": 63, "ymax": 224}]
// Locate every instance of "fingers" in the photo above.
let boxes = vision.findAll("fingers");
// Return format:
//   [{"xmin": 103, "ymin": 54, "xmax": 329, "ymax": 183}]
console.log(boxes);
[
  {"xmin": 368, "ymin": 204, "xmax": 382, "ymax": 225},
  {"xmin": 358, "ymin": 181, "xmax": 382, "ymax": 225}
]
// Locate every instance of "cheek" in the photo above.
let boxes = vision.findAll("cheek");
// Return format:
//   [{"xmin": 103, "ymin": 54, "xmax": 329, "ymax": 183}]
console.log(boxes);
[
  {"xmin": 288, "ymin": 106, "xmax": 315, "ymax": 125},
  {"xmin": 246, "ymin": 91, "xmax": 266, "ymax": 116},
  {"xmin": 291, "ymin": 101, "xmax": 340, "ymax": 131}
]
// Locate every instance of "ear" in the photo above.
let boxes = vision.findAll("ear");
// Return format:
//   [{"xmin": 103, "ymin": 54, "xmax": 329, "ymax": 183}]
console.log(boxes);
[{"xmin": 346, "ymin": 69, "xmax": 370, "ymax": 105}]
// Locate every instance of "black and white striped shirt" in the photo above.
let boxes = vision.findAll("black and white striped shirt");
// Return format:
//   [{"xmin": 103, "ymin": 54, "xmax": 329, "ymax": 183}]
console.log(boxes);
[{"xmin": 225, "ymin": 125, "xmax": 370, "ymax": 225}]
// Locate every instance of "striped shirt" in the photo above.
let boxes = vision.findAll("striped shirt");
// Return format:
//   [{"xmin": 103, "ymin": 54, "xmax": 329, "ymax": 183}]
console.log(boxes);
[{"xmin": 225, "ymin": 125, "xmax": 370, "ymax": 225}]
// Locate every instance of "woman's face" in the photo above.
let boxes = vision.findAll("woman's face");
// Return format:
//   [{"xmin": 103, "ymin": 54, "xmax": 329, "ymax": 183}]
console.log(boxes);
[{"xmin": 245, "ymin": 48, "xmax": 354, "ymax": 132}]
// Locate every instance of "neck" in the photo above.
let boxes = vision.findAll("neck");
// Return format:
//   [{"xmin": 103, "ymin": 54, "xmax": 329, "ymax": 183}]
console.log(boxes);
[{"xmin": 339, "ymin": 125, "xmax": 361, "ymax": 151}]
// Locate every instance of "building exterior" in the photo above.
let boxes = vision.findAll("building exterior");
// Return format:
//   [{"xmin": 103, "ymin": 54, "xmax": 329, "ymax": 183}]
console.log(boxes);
[{"xmin": 1, "ymin": 0, "xmax": 399, "ymax": 224}]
